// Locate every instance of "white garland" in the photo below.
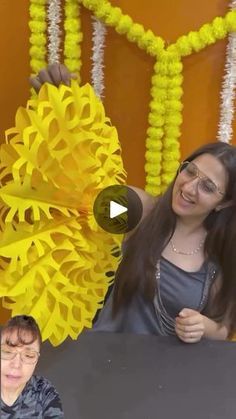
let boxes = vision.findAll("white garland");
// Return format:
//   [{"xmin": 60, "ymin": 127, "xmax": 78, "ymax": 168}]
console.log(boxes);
[
  {"xmin": 47, "ymin": 0, "xmax": 62, "ymax": 64},
  {"xmin": 91, "ymin": 16, "xmax": 107, "ymax": 99},
  {"xmin": 217, "ymin": 0, "xmax": 236, "ymax": 143}
]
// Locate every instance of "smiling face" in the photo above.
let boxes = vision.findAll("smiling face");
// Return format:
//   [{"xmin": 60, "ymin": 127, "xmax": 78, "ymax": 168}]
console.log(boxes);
[
  {"xmin": 172, "ymin": 153, "xmax": 228, "ymax": 223},
  {"xmin": 1, "ymin": 328, "xmax": 40, "ymax": 396}
]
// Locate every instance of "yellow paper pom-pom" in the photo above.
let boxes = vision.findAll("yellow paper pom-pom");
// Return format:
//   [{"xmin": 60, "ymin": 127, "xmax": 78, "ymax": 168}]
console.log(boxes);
[
  {"xmin": 168, "ymin": 87, "xmax": 183, "ymax": 99},
  {"xmin": 199, "ymin": 23, "xmax": 216, "ymax": 45},
  {"xmin": 165, "ymin": 113, "xmax": 183, "ymax": 126},
  {"xmin": 103, "ymin": 7, "xmax": 122, "ymax": 25},
  {"xmin": 29, "ymin": 33, "xmax": 47, "ymax": 46},
  {"xmin": 168, "ymin": 75, "xmax": 183, "ymax": 88},
  {"xmin": 168, "ymin": 61, "xmax": 183, "ymax": 76},
  {"xmin": 225, "ymin": 10, "xmax": 236, "ymax": 31},
  {"xmin": 149, "ymin": 101, "xmax": 166, "ymax": 114},
  {"xmin": 145, "ymin": 162, "xmax": 160, "ymax": 176},
  {"xmin": 162, "ymin": 160, "xmax": 180, "ymax": 172},
  {"xmin": 138, "ymin": 29, "xmax": 156, "ymax": 52},
  {"xmin": 162, "ymin": 150, "xmax": 180, "ymax": 162},
  {"xmin": 145, "ymin": 184, "xmax": 161, "ymax": 196},
  {"xmin": 28, "ymin": 20, "xmax": 47, "ymax": 33},
  {"xmin": 165, "ymin": 126, "xmax": 181, "ymax": 137},
  {"xmin": 146, "ymin": 36, "xmax": 165, "ymax": 56},
  {"xmin": 151, "ymin": 75, "xmax": 168, "ymax": 89},
  {"xmin": 148, "ymin": 113, "xmax": 165, "ymax": 127},
  {"xmin": 146, "ymin": 127, "xmax": 164, "ymax": 141},
  {"xmin": 116, "ymin": 15, "xmax": 133, "ymax": 34},
  {"xmin": 175, "ymin": 35, "xmax": 193, "ymax": 56},
  {"xmin": 186, "ymin": 31, "xmax": 204, "ymax": 53},
  {"xmin": 127, "ymin": 23, "xmax": 145, "ymax": 43},
  {"xmin": 0, "ymin": 81, "xmax": 126, "ymax": 345},
  {"xmin": 161, "ymin": 172, "xmax": 177, "ymax": 184},
  {"xmin": 211, "ymin": 16, "xmax": 228, "ymax": 39},
  {"xmin": 166, "ymin": 100, "xmax": 183, "ymax": 112},
  {"xmin": 150, "ymin": 87, "xmax": 167, "ymax": 101},
  {"xmin": 145, "ymin": 150, "xmax": 162, "ymax": 164},
  {"xmin": 146, "ymin": 175, "xmax": 161, "ymax": 186},
  {"xmin": 81, "ymin": 0, "xmax": 101, "ymax": 11},
  {"xmin": 163, "ymin": 138, "xmax": 180, "ymax": 149},
  {"xmin": 29, "ymin": 3, "xmax": 46, "ymax": 18}
]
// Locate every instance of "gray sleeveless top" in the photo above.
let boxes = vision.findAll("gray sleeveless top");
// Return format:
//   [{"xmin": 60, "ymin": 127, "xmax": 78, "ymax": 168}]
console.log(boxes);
[{"xmin": 92, "ymin": 257, "xmax": 217, "ymax": 336}]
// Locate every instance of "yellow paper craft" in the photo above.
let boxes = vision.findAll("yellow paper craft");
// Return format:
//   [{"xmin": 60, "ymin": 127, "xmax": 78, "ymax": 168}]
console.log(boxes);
[{"xmin": 0, "ymin": 81, "xmax": 126, "ymax": 345}]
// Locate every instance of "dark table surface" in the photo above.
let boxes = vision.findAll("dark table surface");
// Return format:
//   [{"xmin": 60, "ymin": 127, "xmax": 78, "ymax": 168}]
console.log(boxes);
[{"xmin": 37, "ymin": 332, "xmax": 236, "ymax": 419}]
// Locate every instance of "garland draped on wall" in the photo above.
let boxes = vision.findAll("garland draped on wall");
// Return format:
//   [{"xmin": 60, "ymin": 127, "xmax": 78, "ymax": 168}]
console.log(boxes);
[
  {"xmin": 79, "ymin": 0, "xmax": 236, "ymax": 195},
  {"xmin": 217, "ymin": 0, "xmax": 236, "ymax": 143}
]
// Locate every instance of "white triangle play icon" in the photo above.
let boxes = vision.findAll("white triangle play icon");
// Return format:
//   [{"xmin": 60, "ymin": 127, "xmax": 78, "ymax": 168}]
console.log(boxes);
[{"xmin": 109, "ymin": 201, "xmax": 128, "ymax": 219}]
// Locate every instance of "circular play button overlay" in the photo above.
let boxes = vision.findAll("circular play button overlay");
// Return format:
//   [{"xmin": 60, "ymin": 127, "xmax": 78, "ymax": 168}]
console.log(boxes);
[{"xmin": 93, "ymin": 185, "xmax": 143, "ymax": 234}]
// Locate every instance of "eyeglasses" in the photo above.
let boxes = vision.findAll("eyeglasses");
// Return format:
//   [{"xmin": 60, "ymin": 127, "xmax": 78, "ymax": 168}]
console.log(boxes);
[
  {"xmin": 178, "ymin": 161, "xmax": 224, "ymax": 195},
  {"xmin": 1, "ymin": 345, "xmax": 40, "ymax": 364}
]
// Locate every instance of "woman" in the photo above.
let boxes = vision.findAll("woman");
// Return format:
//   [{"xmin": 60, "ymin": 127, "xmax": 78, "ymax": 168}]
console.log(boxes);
[
  {"xmin": 31, "ymin": 65, "xmax": 236, "ymax": 343},
  {"xmin": 93, "ymin": 141, "xmax": 236, "ymax": 343},
  {"xmin": 1, "ymin": 315, "xmax": 64, "ymax": 418}
]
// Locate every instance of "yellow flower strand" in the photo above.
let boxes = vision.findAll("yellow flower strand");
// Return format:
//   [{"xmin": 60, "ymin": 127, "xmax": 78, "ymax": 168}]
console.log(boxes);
[
  {"xmin": 64, "ymin": 0, "xmax": 83, "ymax": 83},
  {"xmin": 29, "ymin": 0, "xmax": 47, "ymax": 74},
  {"xmin": 79, "ymin": 0, "xmax": 236, "ymax": 195}
]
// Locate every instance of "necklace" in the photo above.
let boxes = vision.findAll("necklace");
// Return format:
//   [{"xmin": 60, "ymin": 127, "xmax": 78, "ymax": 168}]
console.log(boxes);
[{"xmin": 170, "ymin": 237, "xmax": 205, "ymax": 256}]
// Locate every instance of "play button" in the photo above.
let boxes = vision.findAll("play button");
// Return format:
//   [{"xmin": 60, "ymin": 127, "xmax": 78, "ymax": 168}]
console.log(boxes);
[
  {"xmin": 93, "ymin": 185, "xmax": 143, "ymax": 234},
  {"xmin": 110, "ymin": 201, "xmax": 127, "ymax": 219}
]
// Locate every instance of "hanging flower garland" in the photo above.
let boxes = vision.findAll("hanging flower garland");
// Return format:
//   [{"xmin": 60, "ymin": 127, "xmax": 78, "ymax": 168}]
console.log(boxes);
[
  {"xmin": 64, "ymin": 0, "xmax": 83, "ymax": 84},
  {"xmin": 29, "ymin": 0, "xmax": 47, "ymax": 74},
  {"xmin": 79, "ymin": 0, "xmax": 236, "ymax": 195},
  {"xmin": 217, "ymin": 0, "xmax": 236, "ymax": 143},
  {"xmin": 91, "ymin": 16, "xmax": 107, "ymax": 99},
  {"xmin": 47, "ymin": 0, "xmax": 62, "ymax": 64}
]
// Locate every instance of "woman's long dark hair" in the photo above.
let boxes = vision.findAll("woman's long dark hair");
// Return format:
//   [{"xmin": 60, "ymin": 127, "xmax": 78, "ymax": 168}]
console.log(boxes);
[{"xmin": 112, "ymin": 142, "xmax": 236, "ymax": 336}]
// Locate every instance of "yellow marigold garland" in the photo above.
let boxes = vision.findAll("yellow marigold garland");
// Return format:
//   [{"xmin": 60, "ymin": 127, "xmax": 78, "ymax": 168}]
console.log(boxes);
[
  {"xmin": 79, "ymin": 1, "xmax": 236, "ymax": 196},
  {"xmin": 64, "ymin": 0, "xmax": 83, "ymax": 82},
  {"xmin": 29, "ymin": 0, "xmax": 47, "ymax": 74},
  {"xmin": 0, "ymin": 81, "xmax": 126, "ymax": 345}
]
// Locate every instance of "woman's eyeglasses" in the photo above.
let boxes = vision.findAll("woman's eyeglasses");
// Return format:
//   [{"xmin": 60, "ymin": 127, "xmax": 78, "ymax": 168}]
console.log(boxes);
[
  {"xmin": 178, "ymin": 161, "xmax": 224, "ymax": 196},
  {"xmin": 1, "ymin": 345, "xmax": 40, "ymax": 364}
]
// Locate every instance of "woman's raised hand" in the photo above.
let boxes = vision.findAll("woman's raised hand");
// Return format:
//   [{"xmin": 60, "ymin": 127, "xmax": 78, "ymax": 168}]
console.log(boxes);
[{"xmin": 30, "ymin": 63, "xmax": 77, "ymax": 93}]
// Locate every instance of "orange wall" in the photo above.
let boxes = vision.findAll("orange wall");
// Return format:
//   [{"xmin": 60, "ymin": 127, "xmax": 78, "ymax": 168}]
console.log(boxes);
[{"xmin": 0, "ymin": 0, "xmax": 235, "ymax": 322}]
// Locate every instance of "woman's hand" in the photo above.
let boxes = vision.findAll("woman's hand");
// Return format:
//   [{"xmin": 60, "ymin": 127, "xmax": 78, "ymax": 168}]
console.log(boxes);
[
  {"xmin": 175, "ymin": 308, "xmax": 206, "ymax": 343},
  {"xmin": 30, "ymin": 63, "xmax": 77, "ymax": 93}
]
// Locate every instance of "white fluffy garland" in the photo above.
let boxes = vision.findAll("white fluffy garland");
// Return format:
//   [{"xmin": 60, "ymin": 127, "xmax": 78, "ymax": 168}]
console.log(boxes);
[
  {"xmin": 91, "ymin": 16, "xmax": 107, "ymax": 99},
  {"xmin": 47, "ymin": 0, "xmax": 62, "ymax": 64},
  {"xmin": 217, "ymin": 0, "xmax": 236, "ymax": 143}
]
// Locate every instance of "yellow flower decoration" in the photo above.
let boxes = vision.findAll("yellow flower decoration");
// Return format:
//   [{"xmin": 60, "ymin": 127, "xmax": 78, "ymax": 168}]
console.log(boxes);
[
  {"xmin": 79, "ymin": 0, "xmax": 236, "ymax": 195},
  {"xmin": 0, "ymin": 81, "xmax": 126, "ymax": 345},
  {"xmin": 64, "ymin": 0, "xmax": 82, "ymax": 80},
  {"xmin": 29, "ymin": 0, "xmax": 47, "ymax": 74}
]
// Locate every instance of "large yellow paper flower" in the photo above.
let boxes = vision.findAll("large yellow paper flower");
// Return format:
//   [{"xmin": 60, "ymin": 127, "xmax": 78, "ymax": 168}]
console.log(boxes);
[{"xmin": 0, "ymin": 81, "xmax": 126, "ymax": 345}]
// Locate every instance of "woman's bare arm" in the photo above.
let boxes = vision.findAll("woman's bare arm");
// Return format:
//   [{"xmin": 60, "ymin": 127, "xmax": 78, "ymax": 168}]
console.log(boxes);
[{"xmin": 124, "ymin": 186, "xmax": 158, "ymax": 241}]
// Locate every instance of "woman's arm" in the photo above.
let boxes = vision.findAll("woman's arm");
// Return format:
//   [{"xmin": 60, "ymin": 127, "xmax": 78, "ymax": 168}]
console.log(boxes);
[
  {"xmin": 202, "ymin": 316, "xmax": 229, "ymax": 340},
  {"xmin": 124, "ymin": 186, "xmax": 157, "ymax": 241}
]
